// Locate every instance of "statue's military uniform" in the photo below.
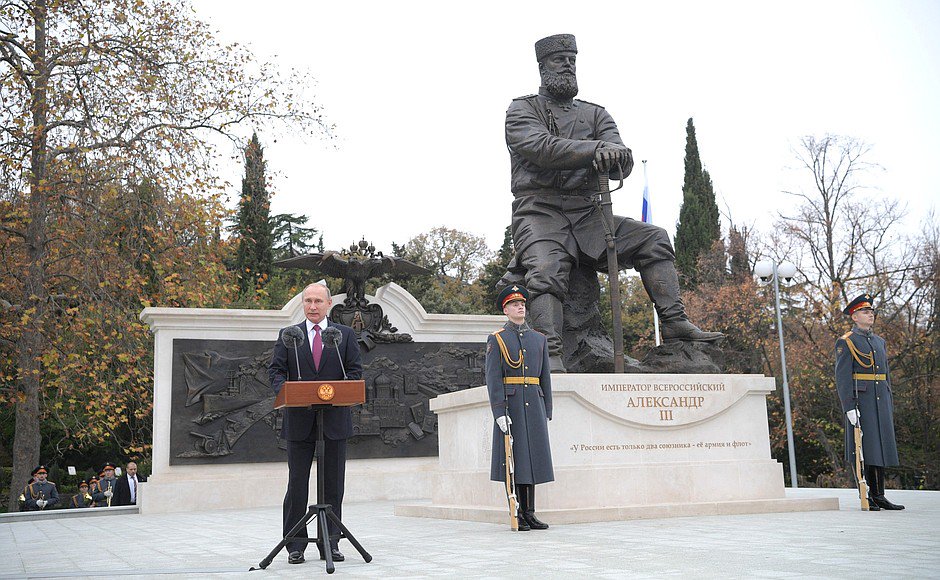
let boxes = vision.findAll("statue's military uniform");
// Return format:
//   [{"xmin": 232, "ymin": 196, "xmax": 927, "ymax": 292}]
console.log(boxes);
[
  {"xmin": 23, "ymin": 479, "xmax": 59, "ymax": 511},
  {"xmin": 499, "ymin": 34, "xmax": 722, "ymax": 372},
  {"xmin": 503, "ymin": 89, "xmax": 674, "ymax": 299},
  {"xmin": 486, "ymin": 321, "xmax": 554, "ymax": 486},
  {"xmin": 835, "ymin": 328, "xmax": 899, "ymax": 468}
]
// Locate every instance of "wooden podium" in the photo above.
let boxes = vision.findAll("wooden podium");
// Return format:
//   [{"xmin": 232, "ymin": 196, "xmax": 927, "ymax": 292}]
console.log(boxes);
[{"xmin": 274, "ymin": 380, "xmax": 365, "ymax": 408}]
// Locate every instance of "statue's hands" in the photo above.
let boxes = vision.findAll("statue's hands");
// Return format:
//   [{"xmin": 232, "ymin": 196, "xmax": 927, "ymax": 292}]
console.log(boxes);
[{"xmin": 593, "ymin": 143, "xmax": 634, "ymax": 178}]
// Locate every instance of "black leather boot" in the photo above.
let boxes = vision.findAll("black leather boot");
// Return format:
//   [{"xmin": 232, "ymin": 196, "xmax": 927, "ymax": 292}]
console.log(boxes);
[
  {"xmin": 872, "ymin": 466, "xmax": 905, "ymax": 510},
  {"xmin": 527, "ymin": 294, "xmax": 567, "ymax": 372},
  {"xmin": 865, "ymin": 465, "xmax": 881, "ymax": 511},
  {"xmin": 522, "ymin": 484, "xmax": 549, "ymax": 530},
  {"xmin": 515, "ymin": 484, "xmax": 530, "ymax": 531},
  {"xmin": 638, "ymin": 260, "xmax": 724, "ymax": 342}
]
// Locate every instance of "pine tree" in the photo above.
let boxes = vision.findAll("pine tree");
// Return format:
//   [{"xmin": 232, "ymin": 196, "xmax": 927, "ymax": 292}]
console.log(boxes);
[
  {"xmin": 271, "ymin": 213, "xmax": 320, "ymax": 260},
  {"xmin": 674, "ymin": 118, "xmax": 721, "ymax": 288},
  {"xmin": 234, "ymin": 133, "xmax": 274, "ymax": 296}
]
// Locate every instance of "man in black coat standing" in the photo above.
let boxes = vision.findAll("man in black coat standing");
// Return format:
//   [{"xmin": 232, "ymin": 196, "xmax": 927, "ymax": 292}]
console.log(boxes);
[
  {"xmin": 269, "ymin": 283, "xmax": 363, "ymax": 564},
  {"xmin": 112, "ymin": 461, "xmax": 145, "ymax": 506}
]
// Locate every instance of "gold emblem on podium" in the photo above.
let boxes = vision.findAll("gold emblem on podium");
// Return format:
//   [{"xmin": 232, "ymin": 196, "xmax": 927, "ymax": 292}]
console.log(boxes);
[{"xmin": 318, "ymin": 383, "xmax": 335, "ymax": 401}]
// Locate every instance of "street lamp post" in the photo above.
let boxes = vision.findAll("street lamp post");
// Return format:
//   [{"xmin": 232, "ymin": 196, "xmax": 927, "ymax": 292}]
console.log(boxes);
[{"xmin": 755, "ymin": 259, "xmax": 799, "ymax": 488}]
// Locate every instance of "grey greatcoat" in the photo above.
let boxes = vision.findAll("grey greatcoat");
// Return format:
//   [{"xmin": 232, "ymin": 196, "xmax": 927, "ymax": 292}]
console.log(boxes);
[
  {"xmin": 835, "ymin": 327, "xmax": 899, "ymax": 467},
  {"xmin": 487, "ymin": 321, "xmax": 554, "ymax": 484}
]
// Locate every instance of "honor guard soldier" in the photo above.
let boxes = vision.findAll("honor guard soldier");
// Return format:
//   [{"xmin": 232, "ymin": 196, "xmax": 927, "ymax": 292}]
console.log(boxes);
[
  {"xmin": 487, "ymin": 285, "xmax": 554, "ymax": 530},
  {"xmin": 23, "ymin": 465, "xmax": 60, "ymax": 511},
  {"xmin": 92, "ymin": 463, "xmax": 118, "ymax": 507},
  {"xmin": 70, "ymin": 480, "xmax": 94, "ymax": 509},
  {"xmin": 835, "ymin": 294, "xmax": 904, "ymax": 510}
]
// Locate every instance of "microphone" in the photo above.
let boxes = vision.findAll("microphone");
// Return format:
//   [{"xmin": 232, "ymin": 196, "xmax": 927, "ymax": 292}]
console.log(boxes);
[
  {"xmin": 321, "ymin": 327, "xmax": 346, "ymax": 379},
  {"xmin": 281, "ymin": 325, "xmax": 306, "ymax": 380}
]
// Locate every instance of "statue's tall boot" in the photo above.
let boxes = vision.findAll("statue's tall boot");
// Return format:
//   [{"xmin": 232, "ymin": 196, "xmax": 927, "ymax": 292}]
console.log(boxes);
[
  {"xmin": 522, "ymin": 484, "xmax": 549, "ymax": 529},
  {"xmin": 514, "ymin": 484, "xmax": 530, "ymax": 530},
  {"xmin": 872, "ymin": 466, "xmax": 905, "ymax": 510},
  {"xmin": 528, "ymin": 293, "xmax": 567, "ymax": 373},
  {"xmin": 638, "ymin": 260, "xmax": 724, "ymax": 342},
  {"xmin": 865, "ymin": 465, "xmax": 882, "ymax": 511}
]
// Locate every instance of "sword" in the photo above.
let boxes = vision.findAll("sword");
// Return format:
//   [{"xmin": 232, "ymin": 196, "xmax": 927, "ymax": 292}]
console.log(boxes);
[{"xmin": 593, "ymin": 171, "xmax": 625, "ymax": 372}]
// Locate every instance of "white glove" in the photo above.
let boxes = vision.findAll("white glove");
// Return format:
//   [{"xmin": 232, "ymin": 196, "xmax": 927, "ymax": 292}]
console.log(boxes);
[
  {"xmin": 36, "ymin": 499, "xmax": 47, "ymax": 508},
  {"xmin": 104, "ymin": 489, "xmax": 113, "ymax": 498},
  {"xmin": 846, "ymin": 409, "xmax": 858, "ymax": 426},
  {"xmin": 496, "ymin": 415, "xmax": 512, "ymax": 433}
]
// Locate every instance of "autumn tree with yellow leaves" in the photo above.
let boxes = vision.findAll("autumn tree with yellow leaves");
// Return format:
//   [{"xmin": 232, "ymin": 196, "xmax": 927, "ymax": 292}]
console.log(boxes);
[{"xmin": 0, "ymin": 0, "xmax": 329, "ymax": 509}]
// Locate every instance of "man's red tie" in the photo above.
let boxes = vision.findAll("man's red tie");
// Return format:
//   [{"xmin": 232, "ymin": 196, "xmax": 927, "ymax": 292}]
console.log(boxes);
[{"xmin": 312, "ymin": 325, "xmax": 323, "ymax": 370}]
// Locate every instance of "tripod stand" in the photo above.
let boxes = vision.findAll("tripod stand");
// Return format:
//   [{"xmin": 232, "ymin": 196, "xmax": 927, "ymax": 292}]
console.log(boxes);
[{"xmin": 252, "ymin": 406, "xmax": 372, "ymax": 574}]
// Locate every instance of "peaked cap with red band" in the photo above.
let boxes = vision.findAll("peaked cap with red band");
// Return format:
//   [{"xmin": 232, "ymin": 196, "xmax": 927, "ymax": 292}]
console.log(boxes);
[
  {"xmin": 497, "ymin": 284, "xmax": 529, "ymax": 309},
  {"xmin": 843, "ymin": 293, "xmax": 874, "ymax": 315}
]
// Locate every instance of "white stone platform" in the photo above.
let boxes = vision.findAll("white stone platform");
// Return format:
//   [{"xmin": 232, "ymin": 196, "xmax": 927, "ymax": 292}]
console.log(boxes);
[{"xmin": 396, "ymin": 374, "xmax": 839, "ymax": 523}]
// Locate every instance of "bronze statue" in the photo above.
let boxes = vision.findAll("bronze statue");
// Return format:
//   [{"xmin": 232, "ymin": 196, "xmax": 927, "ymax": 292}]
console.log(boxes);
[{"xmin": 500, "ymin": 34, "xmax": 722, "ymax": 373}]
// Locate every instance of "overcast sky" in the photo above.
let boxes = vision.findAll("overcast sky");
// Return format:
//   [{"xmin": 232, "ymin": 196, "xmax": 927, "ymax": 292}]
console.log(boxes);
[{"xmin": 194, "ymin": 0, "xmax": 940, "ymax": 257}]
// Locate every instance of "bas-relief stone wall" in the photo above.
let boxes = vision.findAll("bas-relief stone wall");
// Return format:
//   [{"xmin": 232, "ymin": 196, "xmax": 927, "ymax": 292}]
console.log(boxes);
[{"xmin": 169, "ymin": 338, "xmax": 484, "ymax": 465}]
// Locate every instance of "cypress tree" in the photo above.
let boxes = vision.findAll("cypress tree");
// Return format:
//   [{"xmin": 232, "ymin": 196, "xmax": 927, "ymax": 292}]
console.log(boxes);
[
  {"xmin": 234, "ymin": 133, "xmax": 274, "ymax": 295},
  {"xmin": 675, "ymin": 118, "xmax": 721, "ymax": 288},
  {"xmin": 478, "ymin": 225, "xmax": 515, "ymax": 313}
]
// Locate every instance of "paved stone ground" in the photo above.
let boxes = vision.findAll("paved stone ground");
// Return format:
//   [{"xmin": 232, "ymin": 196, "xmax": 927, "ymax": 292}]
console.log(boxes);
[{"xmin": 1, "ymin": 488, "xmax": 937, "ymax": 579}]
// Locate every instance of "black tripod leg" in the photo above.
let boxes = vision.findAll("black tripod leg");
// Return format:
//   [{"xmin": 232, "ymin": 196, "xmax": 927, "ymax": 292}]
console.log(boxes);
[
  {"xmin": 250, "ymin": 504, "xmax": 318, "ymax": 571},
  {"xmin": 318, "ymin": 507, "xmax": 335, "ymax": 574},
  {"xmin": 327, "ymin": 510, "xmax": 373, "ymax": 563}
]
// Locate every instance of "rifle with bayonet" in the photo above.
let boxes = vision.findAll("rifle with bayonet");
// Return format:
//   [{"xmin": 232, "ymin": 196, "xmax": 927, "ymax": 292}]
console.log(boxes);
[
  {"xmin": 503, "ymin": 411, "xmax": 519, "ymax": 531},
  {"xmin": 852, "ymin": 378, "xmax": 869, "ymax": 510}
]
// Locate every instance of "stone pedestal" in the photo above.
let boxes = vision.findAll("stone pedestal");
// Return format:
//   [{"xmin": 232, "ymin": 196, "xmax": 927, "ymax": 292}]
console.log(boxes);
[{"xmin": 395, "ymin": 374, "xmax": 838, "ymax": 523}]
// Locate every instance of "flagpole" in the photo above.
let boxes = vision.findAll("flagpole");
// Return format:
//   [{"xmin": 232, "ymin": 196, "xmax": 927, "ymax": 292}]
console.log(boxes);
[{"xmin": 642, "ymin": 160, "xmax": 662, "ymax": 346}]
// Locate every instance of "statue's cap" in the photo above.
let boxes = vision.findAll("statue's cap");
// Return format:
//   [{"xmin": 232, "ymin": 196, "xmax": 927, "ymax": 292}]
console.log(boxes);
[{"xmin": 535, "ymin": 34, "xmax": 577, "ymax": 62}]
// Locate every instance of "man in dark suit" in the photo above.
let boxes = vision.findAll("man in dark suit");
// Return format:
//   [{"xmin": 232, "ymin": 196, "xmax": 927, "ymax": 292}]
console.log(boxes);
[
  {"xmin": 269, "ymin": 282, "xmax": 363, "ymax": 565},
  {"xmin": 112, "ymin": 462, "xmax": 146, "ymax": 506}
]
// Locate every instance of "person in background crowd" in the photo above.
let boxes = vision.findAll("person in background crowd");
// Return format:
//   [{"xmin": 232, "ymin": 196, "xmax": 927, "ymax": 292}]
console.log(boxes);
[
  {"xmin": 70, "ymin": 480, "xmax": 94, "ymax": 509},
  {"xmin": 23, "ymin": 465, "xmax": 59, "ymax": 511}
]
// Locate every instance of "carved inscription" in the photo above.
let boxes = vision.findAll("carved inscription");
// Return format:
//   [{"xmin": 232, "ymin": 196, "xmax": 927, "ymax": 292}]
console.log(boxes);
[
  {"xmin": 600, "ymin": 381, "xmax": 727, "ymax": 422},
  {"xmin": 568, "ymin": 440, "xmax": 754, "ymax": 453}
]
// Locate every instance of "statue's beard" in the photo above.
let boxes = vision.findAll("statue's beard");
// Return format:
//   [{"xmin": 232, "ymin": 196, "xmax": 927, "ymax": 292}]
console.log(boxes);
[{"xmin": 542, "ymin": 70, "xmax": 578, "ymax": 99}]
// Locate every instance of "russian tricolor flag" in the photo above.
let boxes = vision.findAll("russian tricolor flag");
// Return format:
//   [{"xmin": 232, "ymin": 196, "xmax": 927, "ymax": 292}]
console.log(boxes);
[{"xmin": 641, "ymin": 160, "xmax": 651, "ymax": 223}]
